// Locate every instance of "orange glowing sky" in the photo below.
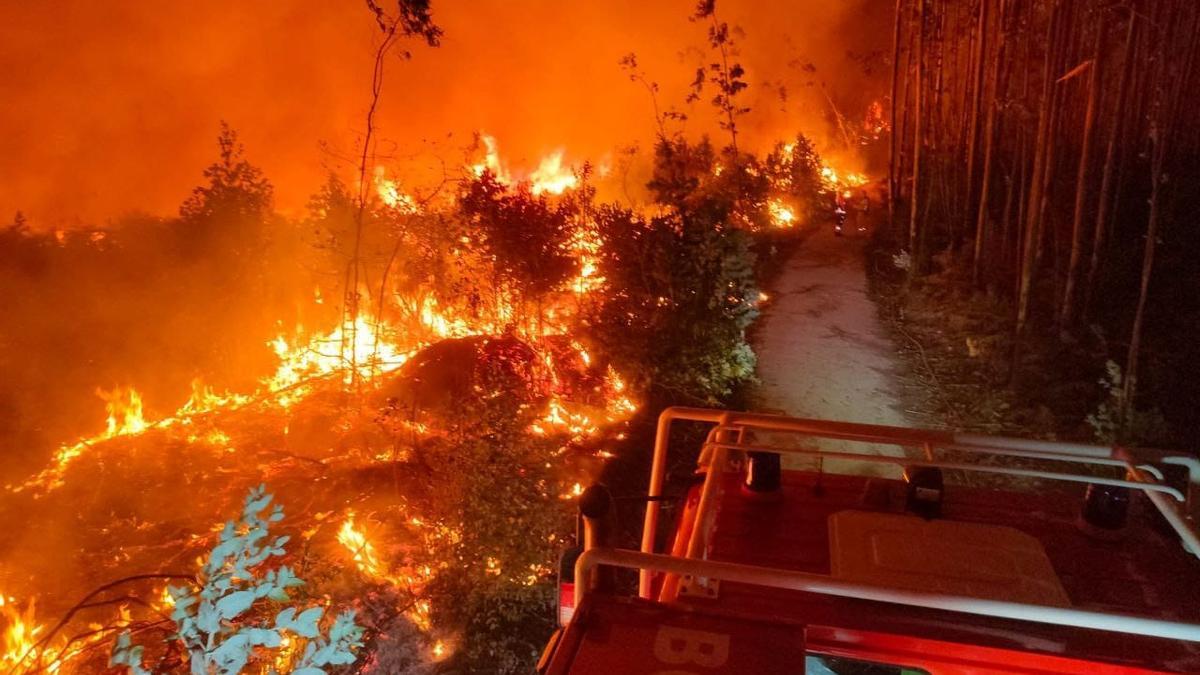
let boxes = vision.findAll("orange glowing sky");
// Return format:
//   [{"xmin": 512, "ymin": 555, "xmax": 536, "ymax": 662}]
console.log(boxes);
[{"xmin": 0, "ymin": 0, "xmax": 889, "ymax": 226}]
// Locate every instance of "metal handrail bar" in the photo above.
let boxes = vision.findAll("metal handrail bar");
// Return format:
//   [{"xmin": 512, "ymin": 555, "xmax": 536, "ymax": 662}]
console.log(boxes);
[
  {"xmin": 683, "ymin": 416, "xmax": 738, "ymax": 562},
  {"xmin": 710, "ymin": 422, "xmax": 1166, "ymax": 479},
  {"xmin": 638, "ymin": 408, "xmax": 1200, "ymax": 596},
  {"xmin": 674, "ymin": 407, "xmax": 1189, "ymax": 465},
  {"xmin": 581, "ymin": 547, "xmax": 1200, "ymax": 643},
  {"xmin": 1120, "ymin": 453, "xmax": 1200, "ymax": 555},
  {"xmin": 702, "ymin": 440, "xmax": 1186, "ymax": 502},
  {"xmin": 684, "ymin": 446, "xmax": 727, "ymax": 560}
]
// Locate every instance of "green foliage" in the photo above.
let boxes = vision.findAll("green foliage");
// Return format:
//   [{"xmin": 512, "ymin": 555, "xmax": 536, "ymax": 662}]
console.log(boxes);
[
  {"xmin": 587, "ymin": 193, "xmax": 759, "ymax": 403},
  {"xmin": 110, "ymin": 634, "xmax": 151, "ymax": 675},
  {"xmin": 647, "ymin": 137, "xmax": 770, "ymax": 231},
  {"xmin": 459, "ymin": 173, "xmax": 578, "ymax": 319},
  {"xmin": 110, "ymin": 486, "xmax": 364, "ymax": 674},
  {"xmin": 1087, "ymin": 360, "xmax": 1169, "ymax": 445},
  {"xmin": 593, "ymin": 136, "xmax": 762, "ymax": 404},
  {"xmin": 416, "ymin": 399, "xmax": 566, "ymax": 674}
]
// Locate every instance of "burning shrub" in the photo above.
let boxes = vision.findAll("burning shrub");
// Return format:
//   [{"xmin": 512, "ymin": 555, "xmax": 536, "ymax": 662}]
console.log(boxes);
[
  {"xmin": 459, "ymin": 173, "xmax": 579, "ymax": 329},
  {"xmin": 647, "ymin": 136, "xmax": 771, "ymax": 232},
  {"xmin": 764, "ymin": 134, "xmax": 828, "ymax": 226}
]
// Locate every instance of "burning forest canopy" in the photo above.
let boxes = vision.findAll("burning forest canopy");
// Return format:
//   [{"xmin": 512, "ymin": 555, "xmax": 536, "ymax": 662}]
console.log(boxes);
[{"xmin": 0, "ymin": 1, "xmax": 892, "ymax": 673}]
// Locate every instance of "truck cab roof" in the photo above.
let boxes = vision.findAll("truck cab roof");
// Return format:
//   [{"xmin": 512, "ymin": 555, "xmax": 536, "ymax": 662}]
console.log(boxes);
[{"xmin": 539, "ymin": 408, "xmax": 1200, "ymax": 673}]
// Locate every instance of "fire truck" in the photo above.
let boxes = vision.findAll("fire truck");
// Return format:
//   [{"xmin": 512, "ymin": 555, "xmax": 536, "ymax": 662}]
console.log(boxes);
[{"xmin": 538, "ymin": 408, "xmax": 1200, "ymax": 673}]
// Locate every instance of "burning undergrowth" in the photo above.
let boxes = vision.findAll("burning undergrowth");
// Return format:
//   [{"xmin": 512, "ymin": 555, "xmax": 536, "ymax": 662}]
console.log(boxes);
[
  {"xmin": 0, "ymin": 305, "xmax": 632, "ymax": 670},
  {"xmin": 0, "ymin": 111, "xmax": 879, "ymax": 671}
]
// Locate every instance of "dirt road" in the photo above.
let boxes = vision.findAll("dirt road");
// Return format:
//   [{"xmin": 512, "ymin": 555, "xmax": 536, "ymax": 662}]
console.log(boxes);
[{"xmin": 750, "ymin": 225, "xmax": 909, "ymax": 476}]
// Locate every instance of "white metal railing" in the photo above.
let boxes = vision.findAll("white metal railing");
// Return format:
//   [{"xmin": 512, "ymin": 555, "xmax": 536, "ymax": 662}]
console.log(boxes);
[
  {"xmin": 579, "ymin": 547, "xmax": 1200, "ymax": 642},
  {"xmin": 636, "ymin": 407, "xmax": 1200, "ymax": 603}
]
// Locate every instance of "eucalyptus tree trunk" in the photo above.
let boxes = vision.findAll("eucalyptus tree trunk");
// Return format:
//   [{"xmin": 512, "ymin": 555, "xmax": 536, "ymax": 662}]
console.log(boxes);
[
  {"xmin": 1123, "ymin": 127, "xmax": 1165, "ymax": 426},
  {"xmin": 1060, "ymin": 11, "xmax": 1105, "ymax": 333},
  {"xmin": 1082, "ymin": 9, "xmax": 1137, "ymax": 324},
  {"xmin": 889, "ymin": 0, "xmax": 905, "ymax": 228},
  {"xmin": 907, "ymin": 0, "xmax": 926, "ymax": 274},
  {"xmin": 1122, "ymin": 0, "xmax": 1198, "ymax": 424},
  {"xmin": 964, "ymin": 0, "xmax": 989, "ymax": 244},
  {"xmin": 972, "ymin": 0, "xmax": 1008, "ymax": 286},
  {"xmin": 1016, "ymin": 0, "xmax": 1061, "ymax": 335}
]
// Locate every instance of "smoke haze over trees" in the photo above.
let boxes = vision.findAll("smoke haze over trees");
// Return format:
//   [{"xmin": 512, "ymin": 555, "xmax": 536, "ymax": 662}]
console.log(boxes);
[{"xmin": 0, "ymin": 0, "xmax": 891, "ymax": 225}]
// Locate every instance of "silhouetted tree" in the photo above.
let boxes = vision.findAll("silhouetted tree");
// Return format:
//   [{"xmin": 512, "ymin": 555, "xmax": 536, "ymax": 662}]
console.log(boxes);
[
  {"xmin": 458, "ymin": 173, "xmax": 577, "ymax": 329},
  {"xmin": 688, "ymin": 0, "xmax": 750, "ymax": 153},
  {"xmin": 178, "ymin": 122, "xmax": 273, "ymax": 263}
]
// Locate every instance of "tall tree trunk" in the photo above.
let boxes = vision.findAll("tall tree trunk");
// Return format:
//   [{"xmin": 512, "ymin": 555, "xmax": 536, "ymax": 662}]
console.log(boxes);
[
  {"xmin": 1060, "ymin": 11, "xmax": 1105, "ymax": 333},
  {"xmin": 889, "ymin": 0, "xmax": 905, "ymax": 229},
  {"xmin": 347, "ymin": 20, "xmax": 401, "ymax": 387},
  {"xmin": 1082, "ymin": 8, "xmax": 1138, "ymax": 324},
  {"xmin": 964, "ymin": 0, "xmax": 990, "ymax": 245},
  {"xmin": 1122, "ymin": 96, "xmax": 1166, "ymax": 427},
  {"xmin": 908, "ymin": 0, "xmax": 926, "ymax": 271},
  {"xmin": 1016, "ymin": 0, "xmax": 1061, "ymax": 335},
  {"xmin": 1033, "ymin": 0, "xmax": 1072, "ymax": 283},
  {"xmin": 972, "ymin": 0, "xmax": 1007, "ymax": 285},
  {"xmin": 995, "ymin": 165, "xmax": 1015, "ymax": 294},
  {"xmin": 1123, "ymin": 0, "xmax": 1198, "ymax": 424}
]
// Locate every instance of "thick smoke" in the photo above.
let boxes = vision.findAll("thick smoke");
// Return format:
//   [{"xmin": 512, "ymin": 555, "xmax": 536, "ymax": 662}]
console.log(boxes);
[{"xmin": 0, "ymin": 0, "xmax": 890, "ymax": 226}]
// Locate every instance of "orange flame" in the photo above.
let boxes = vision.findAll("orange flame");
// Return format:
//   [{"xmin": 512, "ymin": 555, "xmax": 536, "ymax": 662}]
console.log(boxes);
[
  {"xmin": 470, "ymin": 132, "xmax": 578, "ymax": 196},
  {"xmin": 767, "ymin": 199, "xmax": 796, "ymax": 228},
  {"xmin": 373, "ymin": 167, "xmax": 420, "ymax": 214},
  {"xmin": 529, "ymin": 151, "xmax": 577, "ymax": 195}
]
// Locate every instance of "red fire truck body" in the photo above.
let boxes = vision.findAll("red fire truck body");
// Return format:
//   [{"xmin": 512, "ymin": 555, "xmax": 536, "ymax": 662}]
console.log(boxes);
[{"xmin": 538, "ymin": 408, "xmax": 1200, "ymax": 674}]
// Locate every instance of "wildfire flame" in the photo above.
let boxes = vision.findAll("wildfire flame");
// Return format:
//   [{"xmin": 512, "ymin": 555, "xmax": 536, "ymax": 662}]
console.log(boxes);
[
  {"xmin": 864, "ymin": 99, "xmax": 889, "ymax": 139},
  {"xmin": 373, "ymin": 166, "xmax": 421, "ymax": 214},
  {"xmin": 470, "ymin": 133, "xmax": 578, "ymax": 196},
  {"xmin": 337, "ymin": 512, "xmax": 394, "ymax": 584},
  {"xmin": 529, "ymin": 151, "xmax": 577, "ymax": 195},
  {"xmin": 0, "ymin": 594, "xmax": 79, "ymax": 674},
  {"xmin": 99, "ymin": 387, "xmax": 147, "ymax": 437},
  {"xmin": 820, "ymin": 164, "xmax": 869, "ymax": 191},
  {"xmin": 768, "ymin": 199, "xmax": 796, "ymax": 228},
  {"xmin": 337, "ymin": 512, "xmax": 440, "ymax": 633}
]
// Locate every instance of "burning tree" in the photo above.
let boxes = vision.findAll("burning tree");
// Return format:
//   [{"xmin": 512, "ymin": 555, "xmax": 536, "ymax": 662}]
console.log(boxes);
[
  {"xmin": 764, "ymin": 135, "xmax": 828, "ymax": 227},
  {"xmin": 458, "ymin": 173, "xmax": 579, "ymax": 332}
]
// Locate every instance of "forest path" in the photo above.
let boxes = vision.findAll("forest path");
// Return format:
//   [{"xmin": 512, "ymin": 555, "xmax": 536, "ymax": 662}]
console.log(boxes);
[{"xmin": 749, "ymin": 222, "xmax": 909, "ymax": 476}]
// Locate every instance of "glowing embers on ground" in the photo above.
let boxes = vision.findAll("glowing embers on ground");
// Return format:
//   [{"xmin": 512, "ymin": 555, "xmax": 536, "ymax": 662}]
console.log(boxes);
[
  {"xmin": 336, "ymin": 512, "xmax": 452, "ymax": 645},
  {"xmin": 13, "ymin": 386, "xmax": 148, "ymax": 493},
  {"xmin": 12, "ymin": 310, "xmax": 416, "ymax": 493},
  {"xmin": 528, "ymin": 356, "xmax": 637, "ymax": 445},
  {"xmin": 12, "ymin": 288, "xmax": 637, "ymax": 496}
]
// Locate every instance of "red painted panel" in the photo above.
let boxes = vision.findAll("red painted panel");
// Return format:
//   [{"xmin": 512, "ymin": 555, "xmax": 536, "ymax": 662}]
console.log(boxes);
[{"xmin": 559, "ymin": 595, "xmax": 805, "ymax": 675}]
